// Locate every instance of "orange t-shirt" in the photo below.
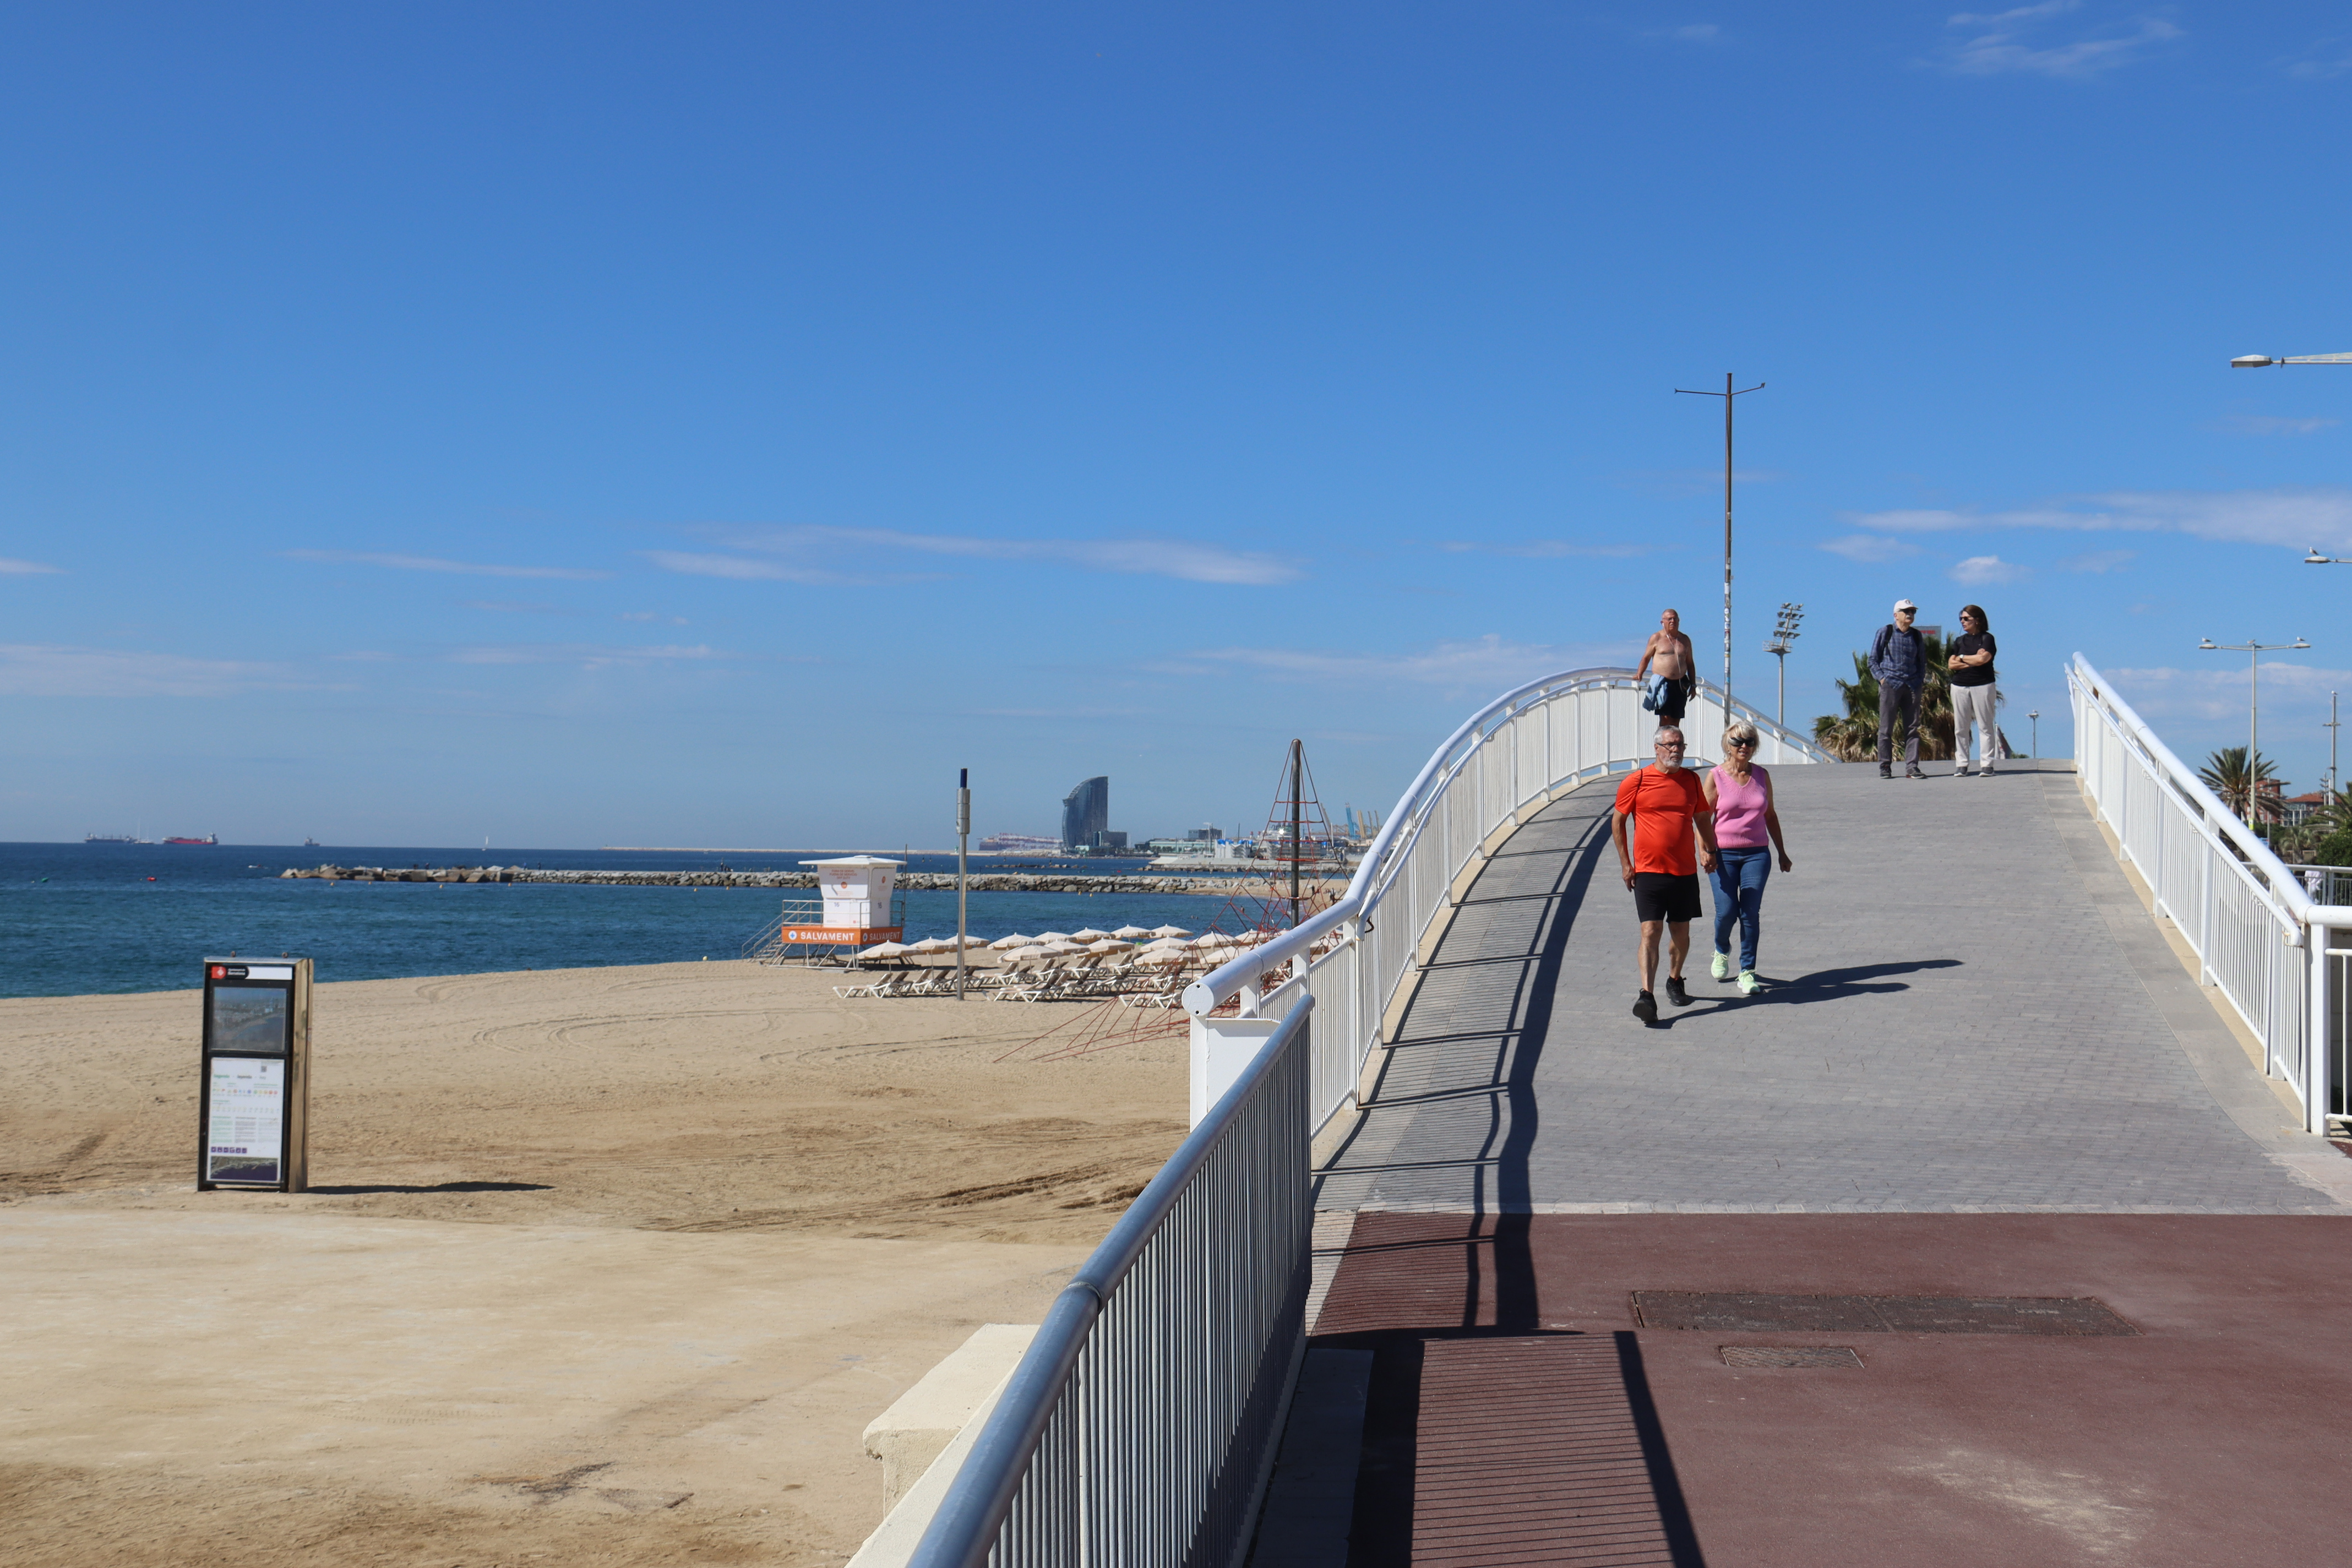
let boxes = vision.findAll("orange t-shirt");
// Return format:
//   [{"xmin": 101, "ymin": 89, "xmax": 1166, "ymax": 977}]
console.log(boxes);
[{"xmin": 1613, "ymin": 765, "xmax": 1713, "ymax": 876}]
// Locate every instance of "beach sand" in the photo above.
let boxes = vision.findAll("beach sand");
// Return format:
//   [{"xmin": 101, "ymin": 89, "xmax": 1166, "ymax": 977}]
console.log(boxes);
[{"xmin": 0, "ymin": 959, "xmax": 1187, "ymax": 1566}]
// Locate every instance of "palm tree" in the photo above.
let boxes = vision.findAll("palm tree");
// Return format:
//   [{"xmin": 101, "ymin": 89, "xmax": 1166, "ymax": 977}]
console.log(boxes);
[
  {"xmin": 1814, "ymin": 631, "xmax": 1956, "ymax": 762},
  {"xmin": 2198, "ymin": 746, "xmax": 2279, "ymax": 823}
]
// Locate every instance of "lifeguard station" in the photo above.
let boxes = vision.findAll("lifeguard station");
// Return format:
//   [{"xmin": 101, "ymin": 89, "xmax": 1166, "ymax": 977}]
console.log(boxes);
[{"xmin": 741, "ymin": 855, "xmax": 906, "ymax": 966}]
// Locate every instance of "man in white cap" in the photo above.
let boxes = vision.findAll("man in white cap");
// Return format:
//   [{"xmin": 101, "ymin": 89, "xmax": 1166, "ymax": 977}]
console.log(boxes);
[{"xmin": 1870, "ymin": 599, "xmax": 1928, "ymax": 779}]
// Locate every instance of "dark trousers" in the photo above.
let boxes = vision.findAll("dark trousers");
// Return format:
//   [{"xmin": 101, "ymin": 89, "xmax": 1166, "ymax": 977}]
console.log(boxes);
[{"xmin": 1877, "ymin": 683, "xmax": 1922, "ymax": 767}]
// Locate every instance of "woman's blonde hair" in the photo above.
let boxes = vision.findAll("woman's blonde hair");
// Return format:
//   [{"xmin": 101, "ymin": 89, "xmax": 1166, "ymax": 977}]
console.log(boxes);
[{"xmin": 1722, "ymin": 719, "xmax": 1759, "ymax": 750}]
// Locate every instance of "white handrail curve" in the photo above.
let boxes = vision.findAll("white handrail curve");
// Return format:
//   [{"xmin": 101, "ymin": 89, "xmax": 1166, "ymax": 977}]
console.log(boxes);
[{"xmin": 1183, "ymin": 667, "xmax": 1829, "ymax": 1019}]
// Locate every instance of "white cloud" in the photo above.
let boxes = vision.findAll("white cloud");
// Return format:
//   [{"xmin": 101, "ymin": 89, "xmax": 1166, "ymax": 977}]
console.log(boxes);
[
  {"xmin": 654, "ymin": 526, "xmax": 1300, "ymax": 587},
  {"xmin": 448, "ymin": 643, "xmax": 725, "ymax": 669},
  {"xmin": 1819, "ymin": 534, "xmax": 1920, "ymax": 563},
  {"xmin": 285, "ymin": 550, "xmax": 611, "ymax": 580},
  {"xmin": 0, "ymin": 644, "xmax": 313, "ymax": 698},
  {"xmin": 1941, "ymin": 4, "xmax": 2180, "ymax": 78},
  {"xmin": 1184, "ymin": 634, "xmax": 1634, "ymax": 690},
  {"xmin": 1845, "ymin": 486, "xmax": 2352, "ymax": 552},
  {"xmin": 1437, "ymin": 540, "xmax": 1657, "ymax": 559},
  {"xmin": 2105, "ymin": 662, "xmax": 2348, "ymax": 726},
  {"xmin": 1950, "ymin": 555, "xmax": 2029, "ymax": 585},
  {"xmin": 0, "ymin": 557, "xmax": 64, "ymax": 575},
  {"xmin": 1672, "ymin": 24, "xmax": 1722, "ymax": 42},
  {"xmin": 618, "ymin": 611, "xmax": 690, "ymax": 624},
  {"xmin": 2059, "ymin": 548, "xmax": 2136, "ymax": 573},
  {"xmin": 2211, "ymin": 415, "xmax": 2340, "ymax": 436},
  {"xmin": 644, "ymin": 551, "xmax": 852, "ymax": 584}
]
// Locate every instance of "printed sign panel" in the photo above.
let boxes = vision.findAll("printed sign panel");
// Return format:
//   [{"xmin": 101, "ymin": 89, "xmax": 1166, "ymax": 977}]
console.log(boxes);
[
  {"xmin": 209, "ymin": 985, "xmax": 290, "ymax": 1054},
  {"xmin": 206, "ymin": 1057, "xmax": 285, "ymax": 1185}
]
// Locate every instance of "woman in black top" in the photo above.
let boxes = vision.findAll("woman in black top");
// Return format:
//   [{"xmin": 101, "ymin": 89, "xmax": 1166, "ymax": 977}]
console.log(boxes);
[{"xmin": 1949, "ymin": 604, "xmax": 1999, "ymax": 777}]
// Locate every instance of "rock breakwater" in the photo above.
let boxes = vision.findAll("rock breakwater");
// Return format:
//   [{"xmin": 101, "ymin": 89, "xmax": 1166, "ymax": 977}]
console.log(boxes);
[{"xmin": 277, "ymin": 864, "xmax": 1262, "ymax": 895}]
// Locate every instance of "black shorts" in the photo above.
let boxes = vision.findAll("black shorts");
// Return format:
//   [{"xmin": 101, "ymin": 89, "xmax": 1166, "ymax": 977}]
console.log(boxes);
[
  {"xmin": 1631, "ymin": 872, "xmax": 1702, "ymax": 924},
  {"xmin": 1656, "ymin": 678, "xmax": 1689, "ymax": 722}
]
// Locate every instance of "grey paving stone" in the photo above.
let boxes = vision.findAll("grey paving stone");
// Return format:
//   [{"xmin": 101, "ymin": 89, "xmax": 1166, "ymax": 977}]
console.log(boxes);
[{"xmin": 1313, "ymin": 760, "xmax": 2346, "ymax": 1215}]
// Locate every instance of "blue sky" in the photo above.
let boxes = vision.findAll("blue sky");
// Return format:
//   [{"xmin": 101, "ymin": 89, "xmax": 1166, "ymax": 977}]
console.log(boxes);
[{"xmin": 6, "ymin": 2, "xmax": 2351, "ymax": 846}]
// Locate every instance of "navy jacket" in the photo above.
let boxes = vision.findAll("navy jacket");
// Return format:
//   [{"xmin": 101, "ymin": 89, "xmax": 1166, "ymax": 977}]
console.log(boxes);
[{"xmin": 1869, "ymin": 623, "xmax": 1926, "ymax": 690}]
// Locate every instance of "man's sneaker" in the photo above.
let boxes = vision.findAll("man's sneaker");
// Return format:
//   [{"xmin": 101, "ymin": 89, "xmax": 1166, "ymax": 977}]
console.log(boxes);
[
  {"xmin": 1905, "ymin": 766, "xmax": 1926, "ymax": 780},
  {"xmin": 1632, "ymin": 990, "xmax": 1658, "ymax": 1024},
  {"xmin": 1710, "ymin": 950, "xmax": 1732, "ymax": 981},
  {"xmin": 1738, "ymin": 970, "xmax": 1762, "ymax": 995},
  {"xmin": 1879, "ymin": 764, "xmax": 1892, "ymax": 779},
  {"xmin": 1954, "ymin": 767, "xmax": 1972, "ymax": 778},
  {"xmin": 1665, "ymin": 974, "xmax": 1691, "ymax": 1006}
]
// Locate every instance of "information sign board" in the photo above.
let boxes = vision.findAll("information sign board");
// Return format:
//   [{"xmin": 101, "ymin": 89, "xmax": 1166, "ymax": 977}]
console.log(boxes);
[{"xmin": 198, "ymin": 957, "xmax": 311, "ymax": 1191}]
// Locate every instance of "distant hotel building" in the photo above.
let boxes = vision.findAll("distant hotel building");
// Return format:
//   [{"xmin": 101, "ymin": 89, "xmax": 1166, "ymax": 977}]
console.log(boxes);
[{"xmin": 1061, "ymin": 775, "xmax": 1111, "ymax": 851}]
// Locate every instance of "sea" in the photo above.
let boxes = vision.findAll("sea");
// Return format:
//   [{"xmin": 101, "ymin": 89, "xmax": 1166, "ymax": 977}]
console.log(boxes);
[{"xmin": 1, "ymin": 842, "xmax": 1265, "ymax": 1000}]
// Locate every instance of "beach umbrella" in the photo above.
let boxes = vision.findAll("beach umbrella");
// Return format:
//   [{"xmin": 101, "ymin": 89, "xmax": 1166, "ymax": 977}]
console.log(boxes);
[
  {"xmin": 857, "ymin": 941, "xmax": 912, "ymax": 960},
  {"xmin": 954, "ymin": 934, "xmax": 992, "ymax": 949},
  {"xmin": 908, "ymin": 937, "xmax": 958, "ymax": 955},
  {"xmin": 1087, "ymin": 938, "xmax": 1133, "ymax": 953},
  {"xmin": 1111, "ymin": 925, "xmax": 1152, "ymax": 940},
  {"xmin": 1150, "ymin": 924, "xmax": 1194, "ymax": 939},
  {"xmin": 1005, "ymin": 945, "xmax": 1048, "ymax": 963},
  {"xmin": 988, "ymin": 934, "xmax": 1036, "ymax": 951},
  {"xmin": 1042, "ymin": 940, "xmax": 1088, "ymax": 956},
  {"xmin": 1071, "ymin": 927, "xmax": 1112, "ymax": 943},
  {"xmin": 1035, "ymin": 930, "xmax": 1074, "ymax": 944}
]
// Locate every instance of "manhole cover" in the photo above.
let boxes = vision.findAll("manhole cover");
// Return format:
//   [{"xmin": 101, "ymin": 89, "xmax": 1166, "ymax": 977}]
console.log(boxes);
[
  {"xmin": 1633, "ymin": 1291, "xmax": 2138, "ymax": 1336},
  {"xmin": 1719, "ymin": 1345, "xmax": 1864, "ymax": 1369}
]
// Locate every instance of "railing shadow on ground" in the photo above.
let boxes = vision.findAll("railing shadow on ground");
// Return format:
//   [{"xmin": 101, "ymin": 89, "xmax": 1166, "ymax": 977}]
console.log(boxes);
[{"xmin": 1299, "ymin": 803, "xmax": 1707, "ymax": 1564}]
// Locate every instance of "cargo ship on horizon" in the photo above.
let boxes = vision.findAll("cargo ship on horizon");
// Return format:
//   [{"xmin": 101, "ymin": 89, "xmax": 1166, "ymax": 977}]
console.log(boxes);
[{"xmin": 163, "ymin": 834, "xmax": 219, "ymax": 846}]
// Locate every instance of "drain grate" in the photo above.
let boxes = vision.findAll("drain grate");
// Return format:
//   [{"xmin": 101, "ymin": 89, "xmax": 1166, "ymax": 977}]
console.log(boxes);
[
  {"xmin": 1719, "ymin": 1345, "xmax": 1864, "ymax": 1369},
  {"xmin": 1634, "ymin": 1291, "xmax": 2139, "ymax": 1336}
]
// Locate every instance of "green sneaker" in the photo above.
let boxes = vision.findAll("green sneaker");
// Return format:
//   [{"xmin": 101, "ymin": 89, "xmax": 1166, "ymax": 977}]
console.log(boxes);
[
  {"xmin": 1710, "ymin": 950, "xmax": 1732, "ymax": 981},
  {"xmin": 1738, "ymin": 970, "xmax": 1761, "ymax": 994}
]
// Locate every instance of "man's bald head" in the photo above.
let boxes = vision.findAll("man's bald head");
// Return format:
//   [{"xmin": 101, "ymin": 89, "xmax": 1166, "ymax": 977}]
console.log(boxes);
[{"xmin": 1660, "ymin": 609, "xmax": 1681, "ymax": 629}]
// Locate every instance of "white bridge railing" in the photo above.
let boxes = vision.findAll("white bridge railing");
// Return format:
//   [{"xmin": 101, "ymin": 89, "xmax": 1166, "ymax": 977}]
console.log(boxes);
[
  {"xmin": 2071, "ymin": 654, "xmax": 2348, "ymax": 1134},
  {"xmin": 1183, "ymin": 667, "xmax": 1831, "ymax": 1132}
]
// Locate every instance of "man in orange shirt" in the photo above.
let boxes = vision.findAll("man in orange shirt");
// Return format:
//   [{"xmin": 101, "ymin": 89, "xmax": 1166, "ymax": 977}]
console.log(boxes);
[{"xmin": 1612, "ymin": 726, "xmax": 1720, "ymax": 1024}]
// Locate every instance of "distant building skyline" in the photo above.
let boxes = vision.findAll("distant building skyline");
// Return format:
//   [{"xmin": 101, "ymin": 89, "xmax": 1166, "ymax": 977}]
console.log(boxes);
[{"xmin": 1060, "ymin": 775, "xmax": 1109, "ymax": 852}]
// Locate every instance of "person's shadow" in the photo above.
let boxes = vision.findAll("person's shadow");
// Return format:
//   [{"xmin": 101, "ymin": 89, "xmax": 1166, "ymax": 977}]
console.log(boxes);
[{"xmin": 1643, "ymin": 958, "xmax": 1960, "ymax": 1025}]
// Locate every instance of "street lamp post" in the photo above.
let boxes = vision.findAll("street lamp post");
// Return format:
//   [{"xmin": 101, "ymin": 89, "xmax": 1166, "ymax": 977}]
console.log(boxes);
[
  {"xmin": 2028, "ymin": 710, "xmax": 2039, "ymax": 760},
  {"xmin": 1762, "ymin": 603, "xmax": 1804, "ymax": 729},
  {"xmin": 1676, "ymin": 373, "xmax": 1765, "ymax": 716},
  {"xmin": 2197, "ymin": 635, "xmax": 2311, "ymax": 820},
  {"xmin": 2326, "ymin": 692, "xmax": 2341, "ymax": 799}
]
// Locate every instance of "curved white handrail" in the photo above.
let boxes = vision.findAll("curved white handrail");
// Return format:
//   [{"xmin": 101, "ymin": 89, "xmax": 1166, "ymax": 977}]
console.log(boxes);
[{"xmin": 1184, "ymin": 667, "xmax": 1829, "ymax": 1017}]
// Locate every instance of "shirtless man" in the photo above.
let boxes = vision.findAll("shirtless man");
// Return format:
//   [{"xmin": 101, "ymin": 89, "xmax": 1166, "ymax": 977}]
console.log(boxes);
[{"xmin": 1636, "ymin": 608, "xmax": 1696, "ymax": 726}]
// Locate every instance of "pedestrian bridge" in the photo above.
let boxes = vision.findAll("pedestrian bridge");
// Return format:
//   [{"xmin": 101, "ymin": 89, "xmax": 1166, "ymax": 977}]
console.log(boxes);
[{"xmin": 905, "ymin": 660, "xmax": 2352, "ymax": 1568}]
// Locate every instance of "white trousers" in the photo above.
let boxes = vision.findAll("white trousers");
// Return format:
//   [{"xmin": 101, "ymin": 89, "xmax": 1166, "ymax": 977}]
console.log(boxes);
[{"xmin": 1953, "ymin": 683, "xmax": 1999, "ymax": 770}]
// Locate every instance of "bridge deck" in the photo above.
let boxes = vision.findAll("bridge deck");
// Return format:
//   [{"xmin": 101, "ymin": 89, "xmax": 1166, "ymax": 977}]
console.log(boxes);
[
  {"xmin": 1317, "ymin": 759, "xmax": 2344, "ymax": 1217},
  {"xmin": 1272, "ymin": 760, "xmax": 2352, "ymax": 1568}
]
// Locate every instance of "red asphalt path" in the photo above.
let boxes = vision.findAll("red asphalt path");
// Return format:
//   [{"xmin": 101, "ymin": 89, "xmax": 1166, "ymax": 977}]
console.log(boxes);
[{"xmin": 1315, "ymin": 1212, "xmax": 2352, "ymax": 1567}]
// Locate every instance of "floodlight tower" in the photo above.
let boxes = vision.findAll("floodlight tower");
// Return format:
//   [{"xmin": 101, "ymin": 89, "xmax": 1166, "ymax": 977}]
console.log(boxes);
[{"xmin": 1762, "ymin": 603, "xmax": 1804, "ymax": 729}]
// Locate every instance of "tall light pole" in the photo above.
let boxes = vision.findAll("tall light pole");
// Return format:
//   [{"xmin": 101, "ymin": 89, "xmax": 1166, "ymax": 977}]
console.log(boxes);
[
  {"xmin": 2028, "ymin": 710, "xmax": 2040, "ymax": 760},
  {"xmin": 1763, "ymin": 602, "xmax": 1804, "ymax": 729},
  {"xmin": 2198, "ymin": 636, "xmax": 2310, "ymax": 820},
  {"xmin": 955, "ymin": 767, "xmax": 971, "ymax": 1000},
  {"xmin": 2326, "ymin": 693, "xmax": 2341, "ymax": 799},
  {"xmin": 1676, "ymin": 373, "xmax": 1765, "ymax": 715}
]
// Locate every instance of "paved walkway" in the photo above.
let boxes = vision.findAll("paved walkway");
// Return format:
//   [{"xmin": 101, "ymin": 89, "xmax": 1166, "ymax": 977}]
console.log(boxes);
[
  {"xmin": 1261, "ymin": 760, "xmax": 2352, "ymax": 1567},
  {"xmin": 1315, "ymin": 760, "xmax": 2349, "ymax": 1216}
]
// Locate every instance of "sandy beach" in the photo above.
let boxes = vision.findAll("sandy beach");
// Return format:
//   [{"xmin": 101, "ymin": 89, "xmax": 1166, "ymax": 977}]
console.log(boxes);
[{"xmin": 0, "ymin": 960, "xmax": 1188, "ymax": 1565}]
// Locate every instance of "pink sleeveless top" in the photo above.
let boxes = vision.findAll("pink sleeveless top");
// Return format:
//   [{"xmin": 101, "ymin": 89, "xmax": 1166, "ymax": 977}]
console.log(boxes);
[{"xmin": 1710, "ymin": 764, "xmax": 1771, "ymax": 847}]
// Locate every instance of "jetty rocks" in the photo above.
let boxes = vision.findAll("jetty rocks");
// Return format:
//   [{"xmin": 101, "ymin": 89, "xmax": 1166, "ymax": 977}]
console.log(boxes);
[{"xmin": 277, "ymin": 864, "xmax": 1254, "ymax": 895}]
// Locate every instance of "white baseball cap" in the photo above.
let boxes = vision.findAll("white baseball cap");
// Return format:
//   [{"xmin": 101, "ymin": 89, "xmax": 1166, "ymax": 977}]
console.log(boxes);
[{"xmin": 1892, "ymin": 598, "xmax": 1918, "ymax": 613}]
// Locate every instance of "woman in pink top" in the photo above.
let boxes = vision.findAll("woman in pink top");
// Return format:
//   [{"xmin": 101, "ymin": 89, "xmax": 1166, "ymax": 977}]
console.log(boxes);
[{"xmin": 1701, "ymin": 720, "xmax": 1795, "ymax": 993}]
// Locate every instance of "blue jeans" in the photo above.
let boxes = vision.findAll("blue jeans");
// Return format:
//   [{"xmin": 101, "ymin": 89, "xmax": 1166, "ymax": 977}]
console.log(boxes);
[{"xmin": 1711, "ymin": 847, "xmax": 1772, "ymax": 972}]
